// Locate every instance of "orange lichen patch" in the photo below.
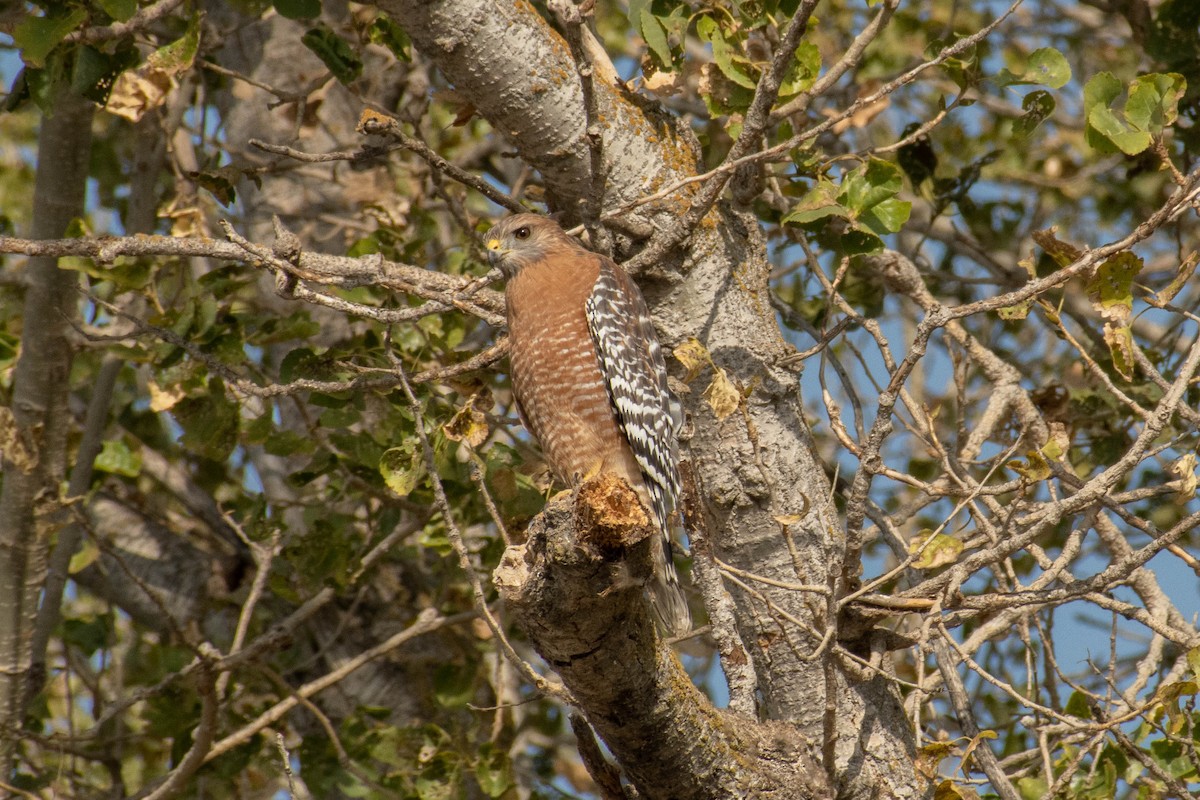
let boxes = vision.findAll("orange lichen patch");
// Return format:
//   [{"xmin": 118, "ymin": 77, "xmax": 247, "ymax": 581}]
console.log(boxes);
[{"xmin": 574, "ymin": 473, "xmax": 653, "ymax": 553}]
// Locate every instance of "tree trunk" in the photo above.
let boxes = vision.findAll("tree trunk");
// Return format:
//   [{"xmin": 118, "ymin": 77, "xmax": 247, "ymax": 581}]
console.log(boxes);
[
  {"xmin": 384, "ymin": 1, "xmax": 920, "ymax": 796},
  {"xmin": 0, "ymin": 81, "xmax": 93, "ymax": 771}
]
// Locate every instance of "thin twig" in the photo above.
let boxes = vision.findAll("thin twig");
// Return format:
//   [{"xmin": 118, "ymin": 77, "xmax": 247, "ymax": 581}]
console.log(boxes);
[{"xmin": 389, "ymin": 347, "xmax": 574, "ymax": 705}]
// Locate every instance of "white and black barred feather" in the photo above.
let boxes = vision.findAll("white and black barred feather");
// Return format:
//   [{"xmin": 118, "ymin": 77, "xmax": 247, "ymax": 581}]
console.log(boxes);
[{"xmin": 585, "ymin": 257, "xmax": 691, "ymax": 635}]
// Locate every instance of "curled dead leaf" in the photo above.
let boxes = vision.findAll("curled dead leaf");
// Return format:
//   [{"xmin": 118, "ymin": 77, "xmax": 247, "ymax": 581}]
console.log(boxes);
[
  {"xmin": 1102, "ymin": 322, "xmax": 1135, "ymax": 381},
  {"xmin": 106, "ymin": 69, "xmax": 173, "ymax": 123},
  {"xmin": 1170, "ymin": 453, "xmax": 1197, "ymax": 502},
  {"xmin": 673, "ymin": 337, "xmax": 710, "ymax": 382},
  {"xmin": 443, "ymin": 397, "xmax": 490, "ymax": 448},
  {"xmin": 703, "ymin": 366, "xmax": 741, "ymax": 420}
]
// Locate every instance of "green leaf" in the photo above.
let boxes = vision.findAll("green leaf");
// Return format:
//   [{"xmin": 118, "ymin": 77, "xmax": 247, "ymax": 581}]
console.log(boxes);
[
  {"xmin": 640, "ymin": 9, "xmax": 672, "ymax": 66},
  {"xmin": 1083, "ymin": 72, "xmax": 1185, "ymax": 155},
  {"xmin": 1065, "ymin": 690, "xmax": 1093, "ymax": 719},
  {"xmin": 1125, "ymin": 72, "xmax": 1187, "ymax": 131},
  {"xmin": 861, "ymin": 197, "xmax": 911, "ymax": 235},
  {"xmin": 1087, "ymin": 251, "xmax": 1143, "ymax": 322},
  {"xmin": 71, "ymin": 43, "xmax": 139, "ymax": 105},
  {"xmin": 1084, "ymin": 71, "xmax": 1122, "ymax": 109},
  {"xmin": 173, "ymin": 380, "xmax": 240, "ymax": 462},
  {"xmin": 838, "ymin": 227, "xmax": 885, "ymax": 255},
  {"xmin": 68, "ymin": 541, "xmax": 101, "ymax": 574},
  {"xmin": 782, "ymin": 180, "xmax": 846, "ymax": 225},
  {"xmin": 1016, "ymin": 776, "xmax": 1049, "ymax": 800},
  {"xmin": 839, "ymin": 159, "xmax": 904, "ymax": 217},
  {"xmin": 95, "ymin": 0, "xmax": 137, "ymax": 23},
  {"xmin": 1012, "ymin": 90, "xmax": 1055, "ymax": 140},
  {"xmin": 780, "ymin": 41, "xmax": 821, "ymax": 96},
  {"xmin": 275, "ymin": 0, "xmax": 321, "ymax": 20},
  {"xmin": 1027, "ymin": 47, "xmax": 1071, "ymax": 88},
  {"xmin": 62, "ymin": 615, "xmax": 113, "ymax": 657},
  {"xmin": 1089, "ymin": 105, "xmax": 1152, "ymax": 154},
  {"xmin": 94, "ymin": 439, "xmax": 142, "ymax": 477},
  {"xmin": 147, "ymin": 14, "xmax": 201, "ymax": 75},
  {"xmin": 433, "ymin": 664, "xmax": 475, "ymax": 708},
  {"xmin": 1147, "ymin": 0, "xmax": 1200, "ymax": 71},
  {"xmin": 368, "ymin": 15, "xmax": 411, "ymax": 62},
  {"xmin": 474, "ymin": 743, "xmax": 515, "ymax": 798},
  {"xmin": 629, "ymin": 0, "xmax": 674, "ymax": 67},
  {"xmin": 380, "ymin": 445, "xmax": 426, "ymax": 497},
  {"xmin": 14, "ymin": 9, "xmax": 88, "ymax": 68},
  {"xmin": 697, "ymin": 16, "xmax": 758, "ymax": 89},
  {"xmin": 416, "ymin": 752, "xmax": 461, "ymax": 800},
  {"xmin": 996, "ymin": 48, "xmax": 1069, "ymax": 88},
  {"xmin": 302, "ymin": 24, "xmax": 363, "ymax": 84},
  {"xmin": 264, "ymin": 430, "xmax": 315, "ymax": 457},
  {"xmin": 1188, "ymin": 645, "xmax": 1200, "ymax": 682}
]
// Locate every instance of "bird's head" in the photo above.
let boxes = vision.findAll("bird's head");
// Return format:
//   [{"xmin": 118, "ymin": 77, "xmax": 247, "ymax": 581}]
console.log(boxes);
[{"xmin": 484, "ymin": 214, "xmax": 576, "ymax": 278}]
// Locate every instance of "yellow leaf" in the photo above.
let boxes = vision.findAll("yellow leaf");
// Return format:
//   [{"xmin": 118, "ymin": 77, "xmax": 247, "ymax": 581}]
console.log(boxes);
[
  {"xmin": 105, "ymin": 69, "xmax": 173, "ymax": 123},
  {"xmin": 703, "ymin": 366, "xmax": 740, "ymax": 420},
  {"xmin": 1040, "ymin": 438, "xmax": 1064, "ymax": 461},
  {"xmin": 933, "ymin": 780, "xmax": 965, "ymax": 800},
  {"xmin": 148, "ymin": 379, "xmax": 186, "ymax": 412},
  {"xmin": 915, "ymin": 741, "xmax": 955, "ymax": 780},
  {"xmin": 1152, "ymin": 252, "xmax": 1197, "ymax": 307},
  {"xmin": 997, "ymin": 256, "xmax": 1036, "ymax": 320},
  {"xmin": 1102, "ymin": 323, "xmax": 1134, "ymax": 381},
  {"xmin": 909, "ymin": 530, "xmax": 964, "ymax": 570},
  {"xmin": 1186, "ymin": 645, "xmax": 1200, "ymax": 682},
  {"xmin": 1032, "ymin": 226, "xmax": 1083, "ymax": 268},
  {"xmin": 673, "ymin": 337, "xmax": 710, "ymax": 383},
  {"xmin": 1087, "ymin": 252, "xmax": 1143, "ymax": 323},
  {"xmin": 1008, "ymin": 451, "xmax": 1051, "ymax": 482},
  {"xmin": 380, "ymin": 446, "xmax": 425, "ymax": 497},
  {"xmin": 68, "ymin": 541, "xmax": 101, "ymax": 574},
  {"xmin": 1170, "ymin": 453, "xmax": 1197, "ymax": 502},
  {"xmin": 442, "ymin": 401, "xmax": 489, "ymax": 448},
  {"xmin": 960, "ymin": 730, "xmax": 998, "ymax": 776}
]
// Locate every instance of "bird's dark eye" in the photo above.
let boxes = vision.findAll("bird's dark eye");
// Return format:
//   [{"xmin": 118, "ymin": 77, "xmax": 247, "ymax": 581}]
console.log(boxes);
[{"xmin": 514, "ymin": 226, "xmax": 531, "ymax": 240}]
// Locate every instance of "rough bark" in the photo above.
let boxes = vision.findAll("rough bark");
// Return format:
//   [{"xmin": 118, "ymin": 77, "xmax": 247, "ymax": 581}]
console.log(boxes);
[
  {"xmin": 385, "ymin": 0, "xmax": 919, "ymax": 796},
  {"xmin": 0, "ymin": 82, "xmax": 93, "ymax": 769},
  {"xmin": 495, "ymin": 476, "xmax": 832, "ymax": 799},
  {"xmin": 376, "ymin": 0, "xmax": 701, "ymax": 224}
]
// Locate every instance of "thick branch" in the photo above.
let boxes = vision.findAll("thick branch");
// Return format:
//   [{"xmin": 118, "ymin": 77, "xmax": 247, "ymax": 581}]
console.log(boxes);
[
  {"xmin": 494, "ymin": 478, "xmax": 831, "ymax": 800},
  {"xmin": 0, "ymin": 233, "xmax": 505, "ymax": 325},
  {"xmin": 379, "ymin": 0, "xmax": 700, "ymax": 222}
]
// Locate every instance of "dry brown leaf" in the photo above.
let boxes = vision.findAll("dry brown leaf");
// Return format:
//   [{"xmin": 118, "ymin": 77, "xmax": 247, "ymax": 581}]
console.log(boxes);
[{"xmin": 703, "ymin": 367, "xmax": 741, "ymax": 420}]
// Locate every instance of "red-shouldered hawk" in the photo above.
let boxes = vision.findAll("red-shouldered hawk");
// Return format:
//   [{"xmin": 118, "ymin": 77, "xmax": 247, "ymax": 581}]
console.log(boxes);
[{"xmin": 485, "ymin": 214, "xmax": 691, "ymax": 635}]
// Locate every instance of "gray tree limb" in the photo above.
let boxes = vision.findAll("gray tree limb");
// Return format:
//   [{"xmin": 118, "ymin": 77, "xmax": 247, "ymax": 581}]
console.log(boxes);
[
  {"xmin": 0, "ymin": 81, "xmax": 94, "ymax": 771},
  {"xmin": 495, "ymin": 478, "xmax": 833, "ymax": 799}
]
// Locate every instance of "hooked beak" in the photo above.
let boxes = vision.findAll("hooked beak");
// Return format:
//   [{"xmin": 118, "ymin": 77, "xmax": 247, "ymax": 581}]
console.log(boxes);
[{"xmin": 485, "ymin": 238, "xmax": 505, "ymax": 267}]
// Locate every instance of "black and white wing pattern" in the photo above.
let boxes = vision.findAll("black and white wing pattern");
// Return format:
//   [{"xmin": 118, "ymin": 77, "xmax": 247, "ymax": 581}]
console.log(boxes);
[{"xmin": 585, "ymin": 255, "xmax": 690, "ymax": 634}]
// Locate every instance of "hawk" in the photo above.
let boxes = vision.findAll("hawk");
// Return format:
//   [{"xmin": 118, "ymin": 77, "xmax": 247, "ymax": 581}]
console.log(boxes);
[{"xmin": 485, "ymin": 214, "xmax": 691, "ymax": 635}]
